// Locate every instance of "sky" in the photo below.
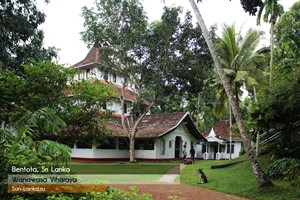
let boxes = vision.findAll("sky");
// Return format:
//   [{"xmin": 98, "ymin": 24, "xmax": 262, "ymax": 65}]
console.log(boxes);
[{"xmin": 36, "ymin": 0, "xmax": 297, "ymax": 66}]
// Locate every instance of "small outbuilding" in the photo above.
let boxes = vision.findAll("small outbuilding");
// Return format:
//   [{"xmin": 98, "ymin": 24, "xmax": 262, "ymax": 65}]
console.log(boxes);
[{"xmin": 197, "ymin": 120, "xmax": 243, "ymax": 160}]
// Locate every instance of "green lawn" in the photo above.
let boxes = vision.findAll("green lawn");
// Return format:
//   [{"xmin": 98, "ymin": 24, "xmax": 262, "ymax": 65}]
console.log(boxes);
[
  {"xmin": 66, "ymin": 157, "xmax": 300, "ymax": 199},
  {"xmin": 68, "ymin": 161, "xmax": 179, "ymax": 174},
  {"xmin": 180, "ymin": 154, "xmax": 300, "ymax": 200},
  {"xmin": 65, "ymin": 161, "xmax": 180, "ymax": 184}
]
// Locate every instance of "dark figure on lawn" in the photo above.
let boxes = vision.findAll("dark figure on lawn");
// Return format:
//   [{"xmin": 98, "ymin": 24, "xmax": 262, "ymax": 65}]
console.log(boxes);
[
  {"xmin": 190, "ymin": 146, "xmax": 195, "ymax": 163},
  {"xmin": 197, "ymin": 168, "xmax": 208, "ymax": 184}
]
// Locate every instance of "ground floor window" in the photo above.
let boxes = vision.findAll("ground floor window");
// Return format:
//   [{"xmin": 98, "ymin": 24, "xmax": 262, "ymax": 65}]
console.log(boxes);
[
  {"xmin": 135, "ymin": 139, "xmax": 154, "ymax": 150},
  {"xmin": 76, "ymin": 141, "xmax": 92, "ymax": 148},
  {"xmin": 227, "ymin": 141, "xmax": 235, "ymax": 154},
  {"xmin": 220, "ymin": 145, "xmax": 226, "ymax": 153},
  {"xmin": 160, "ymin": 139, "xmax": 165, "ymax": 155},
  {"xmin": 97, "ymin": 138, "xmax": 116, "ymax": 149},
  {"xmin": 118, "ymin": 137, "xmax": 129, "ymax": 150},
  {"xmin": 202, "ymin": 144, "xmax": 207, "ymax": 153}
]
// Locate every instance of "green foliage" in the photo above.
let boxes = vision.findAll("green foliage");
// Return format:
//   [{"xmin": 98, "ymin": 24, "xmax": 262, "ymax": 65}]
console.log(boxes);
[
  {"xmin": 86, "ymin": 186, "xmax": 152, "ymax": 200},
  {"xmin": 69, "ymin": 79, "xmax": 117, "ymax": 110},
  {"xmin": 0, "ymin": 0, "xmax": 57, "ymax": 71},
  {"xmin": 61, "ymin": 109, "xmax": 112, "ymax": 147},
  {"xmin": 168, "ymin": 196, "xmax": 179, "ymax": 200},
  {"xmin": 250, "ymin": 68, "xmax": 300, "ymax": 138},
  {"xmin": 283, "ymin": 162, "xmax": 300, "ymax": 190},
  {"xmin": 1, "ymin": 108, "xmax": 71, "ymax": 163},
  {"xmin": 61, "ymin": 80, "xmax": 115, "ymax": 147},
  {"xmin": 270, "ymin": 138, "xmax": 300, "ymax": 160},
  {"xmin": 42, "ymin": 186, "xmax": 152, "ymax": 200},
  {"xmin": 0, "ymin": 108, "xmax": 72, "ymax": 199},
  {"xmin": 15, "ymin": 107, "xmax": 66, "ymax": 139},
  {"xmin": 0, "ymin": 60, "xmax": 75, "ymax": 123},
  {"xmin": 256, "ymin": 0, "xmax": 284, "ymax": 25},
  {"xmin": 239, "ymin": 0, "xmax": 263, "ymax": 16},
  {"xmin": 249, "ymin": 3, "xmax": 300, "ymax": 153},
  {"xmin": 212, "ymin": 23, "xmax": 264, "ymax": 119},
  {"xmin": 276, "ymin": 1, "xmax": 300, "ymax": 63},
  {"xmin": 81, "ymin": 0, "xmax": 213, "ymax": 115},
  {"xmin": 0, "ymin": 143, "xmax": 51, "ymax": 200},
  {"xmin": 46, "ymin": 194, "xmax": 73, "ymax": 200},
  {"xmin": 266, "ymin": 158, "xmax": 300, "ymax": 179}
]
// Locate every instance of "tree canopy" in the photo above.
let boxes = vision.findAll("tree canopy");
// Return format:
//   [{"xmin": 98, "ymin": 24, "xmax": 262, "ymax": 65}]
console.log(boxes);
[
  {"xmin": 81, "ymin": 0, "xmax": 213, "ymax": 161},
  {"xmin": 0, "ymin": 0, "xmax": 57, "ymax": 71}
]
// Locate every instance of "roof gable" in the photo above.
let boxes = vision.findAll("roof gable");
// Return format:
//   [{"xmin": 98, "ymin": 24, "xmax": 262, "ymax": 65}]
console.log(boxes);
[
  {"xmin": 203, "ymin": 120, "xmax": 242, "ymax": 141},
  {"xmin": 74, "ymin": 47, "xmax": 102, "ymax": 69}
]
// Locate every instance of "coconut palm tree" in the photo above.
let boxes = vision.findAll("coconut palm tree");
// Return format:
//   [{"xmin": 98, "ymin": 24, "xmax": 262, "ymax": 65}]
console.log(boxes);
[
  {"xmin": 212, "ymin": 24, "xmax": 265, "ymax": 159},
  {"xmin": 186, "ymin": 0, "xmax": 273, "ymax": 188},
  {"xmin": 213, "ymin": 24, "xmax": 265, "ymax": 110},
  {"xmin": 257, "ymin": 0, "xmax": 283, "ymax": 84}
]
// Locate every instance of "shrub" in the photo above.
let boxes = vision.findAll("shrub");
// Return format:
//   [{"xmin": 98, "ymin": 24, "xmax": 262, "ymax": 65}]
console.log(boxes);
[
  {"xmin": 80, "ymin": 186, "xmax": 152, "ymax": 200},
  {"xmin": 266, "ymin": 158, "xmax": 300, "ymax": 179},
  {"xmin": 283, "ymin": 162, "xmax": 300, "ymax": 190}
]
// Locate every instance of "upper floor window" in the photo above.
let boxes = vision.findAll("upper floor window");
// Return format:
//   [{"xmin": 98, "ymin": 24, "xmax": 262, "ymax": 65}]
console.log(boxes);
[
  {"xmin": 113, "ymin": 73, "xmax": 117, "ymax": 82},
  {"xmin": 124, "ymin": 103, "xmax": 127, "ymax": 114},
  {"xmin": 102, "ymin": 101, "xmax": 107, "ymax": 110}
]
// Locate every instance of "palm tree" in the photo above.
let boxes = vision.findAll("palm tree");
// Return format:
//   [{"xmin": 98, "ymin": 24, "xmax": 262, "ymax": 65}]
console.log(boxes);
[
  {"xmin": 217, "ymin": 24, "xmax": 264, "ymax": 101},
  {"xmin": 213, "ymin": 24, "xmax": 264, "ymax": 159},
  {"xmin": 257, "ymin": 0, "xmax": 283, "ymax": 84},
  {"xmin": 187, "ymin": 0, "xmax": 273, "ymax": 188}
]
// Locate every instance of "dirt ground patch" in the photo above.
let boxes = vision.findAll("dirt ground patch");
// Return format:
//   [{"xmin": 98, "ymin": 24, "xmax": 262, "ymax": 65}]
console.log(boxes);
[{"xmin": 111, "ymin": 184, "xmax": 248, "ymax": 200}]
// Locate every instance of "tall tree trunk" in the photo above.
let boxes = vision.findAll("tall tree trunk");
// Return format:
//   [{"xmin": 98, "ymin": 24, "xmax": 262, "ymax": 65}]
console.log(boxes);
[
  {"xmin": 188, "ymin": 0, "xmax": 273, "ymax": 188},
  {"xmin": 269, "ymin": 21, "xmax": 274, "ymax": 85},
  {"xmin": 129, "ymin": 135, "xmax": 136, "ymax": 162},
  {"xmin": 229, "ymin": 101, "xmax": 232, "ymax": 160},
  {"xmin": 128, "ymin": 94, "xmax": 157, "ymax": 162}
]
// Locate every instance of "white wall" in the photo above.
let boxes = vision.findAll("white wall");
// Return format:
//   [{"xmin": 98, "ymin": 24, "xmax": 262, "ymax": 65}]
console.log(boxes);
[
  {"xmin": 94, "ymin": 149, "xmax": 129, "ymax": 158},
  {"xmin": 155, "ymin": 124, "xmax": 198, "ymax": 159},
  {"xmin": 72, "ymin": 145, "xmax": 129, "ymax": 159},
  {"xmin": 74, "ymin": 67, "xmax": 124, "ymax": 86},
  {"xmin": 71, "ymin": 123, "xmax": 198, "ymax": 160},
  {"xmin": 135, "ymin": 150, "xmax": 156, "ymax": 159},
  {"xmin": 72, "ymin": 148, "xmax": 94, "ymax": 158}
]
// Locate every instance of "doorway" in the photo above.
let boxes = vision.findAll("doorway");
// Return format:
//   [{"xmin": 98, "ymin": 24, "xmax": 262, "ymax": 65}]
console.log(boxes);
[
  {"xmin": 175, "ymin": 136, "xmax": 182, "ymax": 158},
  {"xmin": 213, "ymin": 143, "xmax": 218, "ymax": 159}
]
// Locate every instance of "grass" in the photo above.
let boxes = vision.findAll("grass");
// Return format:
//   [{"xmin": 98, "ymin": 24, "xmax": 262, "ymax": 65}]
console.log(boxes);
[
  {"xmin": 65, "ymin": 161, "xmax": 180, "ymax": 184},
  {"xmin": 180, "ymin": 154, "xmax": 300, "ymax": 200},
  {"xmin": 67, "ymin": 161, "xmax": 179, "ymax": 174},
  {"xmin": 66, "ymin": 157, "xmax": 299, "ymax": 199}
]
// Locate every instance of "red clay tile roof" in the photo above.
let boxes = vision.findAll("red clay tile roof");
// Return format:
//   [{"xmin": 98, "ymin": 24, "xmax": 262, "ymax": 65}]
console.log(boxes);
[
  {"xmin": 106, "ymin": 113, "xmax": 206, "ymax": 141},
  {"xmin": 111, "ymin": 82, "xmax": 136, "ymax": 102},
  {"xmin": 73, "ymin": 47, "xmax": 105, "ymax": 69},
  {"xmin": 203, "ymin": 120, "xmax": 242, "ymax": 141}
]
